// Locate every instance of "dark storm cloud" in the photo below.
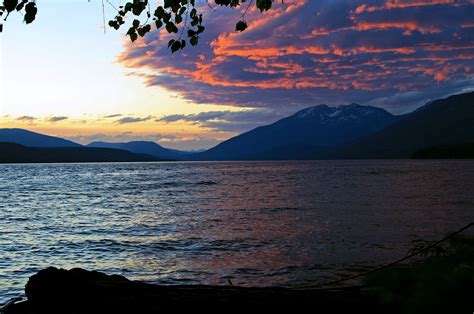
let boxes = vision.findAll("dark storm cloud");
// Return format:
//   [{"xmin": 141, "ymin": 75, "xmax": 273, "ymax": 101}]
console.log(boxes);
[
  {"xmin": 47, "ymin": 116, "xmax": 68, "ymax": 123},
  {"xmin": 115, "ymin": 116, "xmax": 154, "ymax": 124},
  {"xmin": 66, "ymin": 132, "xmax": 178, "ymax": 144},
  {"xmin": 16, "ymin": 116, "xmax": 36, "ymax": 123},
  {"xmin": 157, "ymin": 109, "xmax": 291, "ymax": 132},
  {"xmin": 118, "ymin": 0, "xmax": 474, "ymax": 113},
  {"xmin": 102, "ymin": 114, "xmax": 123, "ymax": 119}
]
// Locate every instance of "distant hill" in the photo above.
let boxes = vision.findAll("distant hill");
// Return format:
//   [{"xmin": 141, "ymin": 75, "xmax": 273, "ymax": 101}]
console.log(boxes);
[
  {"xmin": 329, "ymin": 92, "xmax": 474, "ymax": 159},
  {"xmin": 2, "ymin": 92, "xmax": 472, "ymax": 162},
  {"xmin": 0, "ymin": 142, "xmax": 160, "ymax": 163},
  {"xmin": 412, "ymin": 143, "xmax": 474, "ymax": 159},
  {"xmin": 0, "ymin": 129, "xmax": 82, "ymax": 147},
  {"xmin": 87, "ymin": 141, "xmax": 188, "ymax": 160},
  {"xmin": 191, "ymin": 104, "xmax": 398, "ymax": 160}
]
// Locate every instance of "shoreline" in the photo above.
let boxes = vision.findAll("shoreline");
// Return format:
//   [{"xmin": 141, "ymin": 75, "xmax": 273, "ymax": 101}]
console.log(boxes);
[
  {"xmin": 2, "ymin": 267, "xmax": 381, "ymax": 313},
  {"xmin": 3, "ymin": 229, "xmax": 472, "ymax": 313}
]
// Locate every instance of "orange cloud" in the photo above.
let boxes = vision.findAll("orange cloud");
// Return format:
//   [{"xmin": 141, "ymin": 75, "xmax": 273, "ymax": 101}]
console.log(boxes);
[
  {"xmin": 116, "ymin": 0, "xmax": 474, "ymax": 112},
  {"xmin": 354, "ymin": 0, "xmax": 468, "ymax": 14}
]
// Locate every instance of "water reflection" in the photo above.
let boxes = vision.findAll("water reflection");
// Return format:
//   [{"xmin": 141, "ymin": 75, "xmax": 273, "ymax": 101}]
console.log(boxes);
[{"xmin": 1, "ymin": 160, "xmax": 473, "ymax": 302}]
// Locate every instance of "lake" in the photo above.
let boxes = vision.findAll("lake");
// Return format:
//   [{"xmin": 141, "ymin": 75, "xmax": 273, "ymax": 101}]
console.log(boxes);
[{"xmin": 1, "ymin": 160, "xmax": 473, "ymax": 302}]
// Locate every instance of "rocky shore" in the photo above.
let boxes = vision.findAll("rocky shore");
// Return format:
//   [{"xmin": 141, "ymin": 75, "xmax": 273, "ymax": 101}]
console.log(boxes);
[
  {"xmin": 3, "ymin": 233, "xmax": 473, "ymax": 314},
  {"xmin": 1, "ymin": 267, "xmax": 382, "ymax": 313}
]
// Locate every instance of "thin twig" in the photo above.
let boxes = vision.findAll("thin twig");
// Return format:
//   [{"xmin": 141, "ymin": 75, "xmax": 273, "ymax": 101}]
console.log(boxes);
[
  {"xmin": 241, "ymin": 0, "xmax": 254, "ymax": 19},
  {"xmin": 105, "ymin": 0, "xmax": 119, "ymax": 12},
  {"xmin": 179, "ymin": 2, "xmax": 190, "ymax": 40},
  {"xmin": 141, "ymin": 0, "xmax": 151, "ymax": 27},
  {"xmin": 206, "ymin": 0, "xmax": 216, "ymax": 11},
  {"xmin": 102, "ymin": 0, "xmax": 106, "ymax": 34}
]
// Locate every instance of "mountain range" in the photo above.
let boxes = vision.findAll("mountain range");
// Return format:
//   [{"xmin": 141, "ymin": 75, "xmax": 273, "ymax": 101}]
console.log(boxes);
[
  {"xmin": 0, "ymin": 128, "xmax": 81, "ymax": 148},
  {"xmin": 87, "ymin": 141, "xmax": 191, "ymax": 160},
  {"xmin": 191, "ymin": 103, "xmax": 399, "ymax": 160},
  {"xmin": 194, "ymin": 91, "xmax": 473, "ymax": 160},
  {"xmin": 0, "ymin": 91, "xmax": 473, "ymax": 162},
  {"xmin": 0, "ymin": 142, "xmax": 160, "ymax": 163},
  {"xmin": 324, "ymin": 91, "xmax": 474, "ymax": 159}
]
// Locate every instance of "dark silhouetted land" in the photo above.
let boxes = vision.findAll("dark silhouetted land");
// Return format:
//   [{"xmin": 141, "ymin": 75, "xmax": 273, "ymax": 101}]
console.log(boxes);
[
  {"xmin": 0, "ymin": 143, "xmax": 161, "ymax": 163},
  {"xmin": 3, "ymin": 233, "xmax": 473, "ymax": 313},
  {"xmin": 0, "ymin": 129, "xmax": 81, "ymax": 148},
  {"xmin": 329, "ymin": 92, "xmax": 474, "ymax": 159},
  {"xmin": 3, "ymin": 267, "xmax": 379, "ymax": 313},
  {"xmin": 412, "ymin": 143, "xmax": 474, "ymax": 159},
  {"xmin": 2, "ymin": 92, "xmax": 473, "ymax": 161},
  {"xmin": 87, "ymin": 141, "xmax": 193, "ymax": 160}
]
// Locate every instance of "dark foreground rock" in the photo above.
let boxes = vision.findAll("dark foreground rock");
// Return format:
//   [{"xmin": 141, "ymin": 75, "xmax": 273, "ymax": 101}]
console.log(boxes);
[{"xmin": 2, "ymin": 267, "xmax": 385, "ymax": 313}]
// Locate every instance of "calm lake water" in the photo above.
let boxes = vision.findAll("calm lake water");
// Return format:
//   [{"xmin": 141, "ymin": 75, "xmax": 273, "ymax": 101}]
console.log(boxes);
[{"xmin": 1, "ymin": 160, "xmax": 474, "ymax": 302}]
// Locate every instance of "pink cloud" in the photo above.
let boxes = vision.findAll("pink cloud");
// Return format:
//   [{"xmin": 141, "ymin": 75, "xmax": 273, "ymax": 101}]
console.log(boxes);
[{"xmin": 117, "ymin": 0, "xmax": 474, "ymax": 113}]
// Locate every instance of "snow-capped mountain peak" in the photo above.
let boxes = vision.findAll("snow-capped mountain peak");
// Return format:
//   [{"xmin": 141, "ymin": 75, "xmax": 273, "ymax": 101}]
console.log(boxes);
[{"xmin": 294, "ymin": 103, "xmax": 393, "ymax": 124}]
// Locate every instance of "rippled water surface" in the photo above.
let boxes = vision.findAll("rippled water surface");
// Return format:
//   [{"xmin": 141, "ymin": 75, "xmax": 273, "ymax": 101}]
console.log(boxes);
[{"xmin": 1, "ymin": 160, "xmax": 474, "ymax": 302}]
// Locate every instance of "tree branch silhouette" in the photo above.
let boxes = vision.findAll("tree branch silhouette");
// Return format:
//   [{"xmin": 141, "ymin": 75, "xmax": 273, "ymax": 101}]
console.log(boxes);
[{"xmin": 1, "ymin": 0, "xmax": 281, "ymax": 53}]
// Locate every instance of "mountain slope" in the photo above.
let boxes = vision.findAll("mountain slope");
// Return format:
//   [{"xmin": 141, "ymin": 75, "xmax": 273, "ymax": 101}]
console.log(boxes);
[
  {"xmin": 0, "ymin": 142, "xmax": 160, "ymax": 163},
  {"xmin": 412, "ymin": 143, "xmax": 474, "ymax": 159},
  {"xmin": 0, "ymin": 128, "xmax": 81, "ymax": 148},
  {"xmin": 330, "ymin": 92, "xmax": 474, "ymax": 159},
  {"xmin": 192, "ymin": 104, "xmax": 398, "ymax": 160},
  {"xmin": 87, "ymin": 141, "xmax": 186, "ymax": 160}
]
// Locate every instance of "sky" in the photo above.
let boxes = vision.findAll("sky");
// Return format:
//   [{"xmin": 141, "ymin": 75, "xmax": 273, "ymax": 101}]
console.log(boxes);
[{"xmin": 1, "ymin": 0, "xmax": 473, "ymax": 150}]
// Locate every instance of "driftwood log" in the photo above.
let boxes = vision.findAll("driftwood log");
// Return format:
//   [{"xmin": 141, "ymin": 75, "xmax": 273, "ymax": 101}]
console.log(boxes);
[{"xmin": 3, "ymin": 267, "xmax": 383, "ymax": 313}]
